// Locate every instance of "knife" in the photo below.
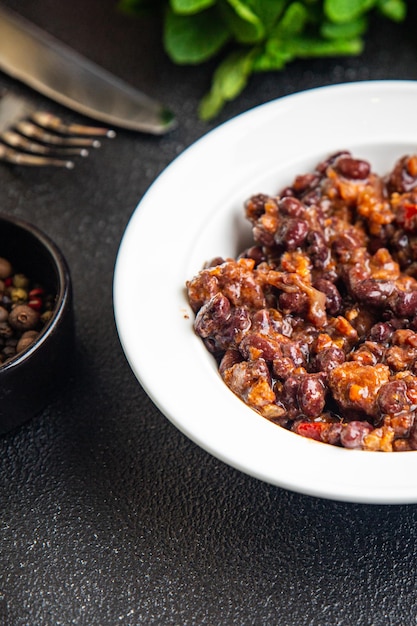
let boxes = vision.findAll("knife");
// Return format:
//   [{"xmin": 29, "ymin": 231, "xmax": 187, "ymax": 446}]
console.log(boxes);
[{"xmin": 0, "ymin": 4, "xmax": 176, "ymax": 134}]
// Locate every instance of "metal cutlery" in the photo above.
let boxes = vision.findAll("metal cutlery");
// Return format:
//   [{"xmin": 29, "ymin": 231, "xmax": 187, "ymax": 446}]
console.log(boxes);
[
  {"xmin": 0, "ymin": 91, "xmax": 115, "ymax": 168},
  {"xmin": 0, "ymin": 5, "xmax": 176, "ymax": 135}
]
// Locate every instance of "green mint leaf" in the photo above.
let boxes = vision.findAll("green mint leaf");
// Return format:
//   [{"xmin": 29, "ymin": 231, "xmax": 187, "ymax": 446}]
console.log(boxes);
[
  {"xmin": 171, "ymin": 0, "xmax": 216, "ymax": 15},
  {"xmin": 377, "ymin": 0, "xmax": 407, "ymax": 21},
  {"xmin": 253, "ymin": 32, "xmax": 363, "ymax": 72},
  {"xmin": 164, "ymin": 7, "xmax": 230, "ymax": 63},
  {"xmin": 271, "ymin": 2, "xmax": 310, "ymax": 38},
  {"xmin": 199, "ymin": 48, "xmax": 256, "ymax": 119},
  {"xmin": 198, "ymin": 89, "xmax": 225, "ymax": 121},
  {"xmin": 285, "ymin": 34, "xmax": 364, "ymax": 56},
  {"xmin": 253, "ymin": 39, "xmax": 294, "ymax": 71},
  {"xmin": 321, "ymin": 16, "xmax": 368, "ymax": 39},
  {"xmin": 324, "ymin": 0, "xmax": 376, "ymax": 23},
  {"xmin": 244, "ymin": 0, "xmax": 287, "ymax": 32},
  {"xmin": 219, "ymin": 0, "xmax": 265, "ymax": 43}
]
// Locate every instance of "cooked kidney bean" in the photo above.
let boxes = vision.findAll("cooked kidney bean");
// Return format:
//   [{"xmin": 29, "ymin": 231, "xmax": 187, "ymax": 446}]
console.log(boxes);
[
  {"xmin": 186, "ymin": 152, "xmax": 417, "ymax": 451},
  {"xmin": 245, "ymin": 193, "xmax": 271, "ymax": 222},
  {"xmin": 351, "ymin": 278, "xmax": 396, "ymax": 307},
  {"xmin": 194, "ymin": 293, "xmax": 230, "ymax": 339},
  {"xmin": 314, "ymin": 279, "xmax": 342, "ymax": 315},
  {"xmin": 276, "ymin": 218, "xmax": 309, "ymax": 250},
  {"xmin": 340, "ymin": 421, "xmax": 374, "ymax": 449},
  {"xmin": 306, "ymin": 231, "xmax": 330, "ymax": 266},
  {"xmin": 387, "ymin": 156, "xmax": 417, "ymax": 193},
  {"xmin": 313, "ymin": 346, "xmax": 345, "ymax": 373},
  {"xmin": 278, "ymin": 196, "xmax": 305, "ymax": 218},
  {"xmin": 368, "ymin": 322, "xmax": 394, "ymax": 343},
  {"xmin": 391, "ymin": 290, "xmax": 417, "ymax": 318},
  {"xmin": 336, "ymin": 156, "xmax": 370, "ymax": 180},
  {"xmin": 278, "ymin": 291, "xmax": 308, "ymax": 315},
  {"xmin": 377, "ymin": 380, "xmax": 409, "ymax": 414},
  {"xmin": 297, "ymin": 375, "xmax": 326, "ymax": 417}
]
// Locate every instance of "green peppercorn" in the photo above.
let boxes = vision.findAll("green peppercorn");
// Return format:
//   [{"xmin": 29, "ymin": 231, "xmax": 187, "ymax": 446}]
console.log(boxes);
[
  {"xmin": 40, "ymin": 310, "xmax": 53, "ymax": 325},
  {"xmin": 10, "ymin": 287, "xmax": 28, "ymax": 303},
  {"xmin": 12, "ymin": 273, "xmax": 29, "ymax": 289},
  {"xmin": 8, "ymin": 304, "xmax": 40, "ymax": 331}
]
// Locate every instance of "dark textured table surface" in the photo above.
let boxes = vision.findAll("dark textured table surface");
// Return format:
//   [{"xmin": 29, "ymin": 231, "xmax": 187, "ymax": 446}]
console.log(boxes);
[{"xmin": 1, "ymin": 2, "xmax": 417, "ymax": 625}]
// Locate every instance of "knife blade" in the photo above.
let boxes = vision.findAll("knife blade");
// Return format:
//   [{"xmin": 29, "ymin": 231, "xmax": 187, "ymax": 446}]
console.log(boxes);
[{"xmin": 0, "ymin": 4, "xmax": 176, "ymax": 134}]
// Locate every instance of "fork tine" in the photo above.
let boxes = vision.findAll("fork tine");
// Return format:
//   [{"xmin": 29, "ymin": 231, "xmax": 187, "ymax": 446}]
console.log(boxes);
[
  {"xmin": 0, "ymin": 91, "xmax": 115, "ymax": 168},
  {"xmin": 0, "ymin": 143, "xmax": 74, "ymax": 168},
  {"xmin": 1, "ymin": 130, "xmax": 89, "ymax": 156},
  {"xmin": 31, "ymin": 111, "xmax": 116, "ymax": 138},
  {"xmin": 15, "ymin": 121, "xmax": 103, "ymax": 147}
]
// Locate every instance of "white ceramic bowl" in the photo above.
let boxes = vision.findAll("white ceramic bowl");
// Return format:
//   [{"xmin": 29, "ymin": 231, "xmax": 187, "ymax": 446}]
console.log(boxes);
[{"xmin": 114, "ymin": 80, "xmax": 417, "ymax": 504}]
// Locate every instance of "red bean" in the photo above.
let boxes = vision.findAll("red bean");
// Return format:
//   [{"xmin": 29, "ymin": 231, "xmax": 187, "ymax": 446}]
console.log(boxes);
[
  {"xmin": 244, "ymin": 193, "xmax": 270, "ymax": 222},
  {"xmin": 391, "ymin": 290, "xmax": 417, "ymax": 318},
  {"xmin": 336, "ymin": 156, "xmax": 370, "ymax": 180},
  {"xmin": 194, "ymin": 293, "xmax": 230, "ymax": 339},
  {"xmin": 340, "ymin": 421, "xmax": 373, "ymax": 449},
  {"xmin": 352, "ymin": 279, "xmax": 396, "ymax": 307},
  {"xmin": 277, "ymin": 218, "xmax": 309, "ymax": 250},
  {"xmin": 377, "ymin": 381, "xmax": 408, "ymax": 415},
  {"xmin": 278, "ymin": 196, "xmax": 305, "ymax": 218},
  {"xmin": 297, "ymin": 375, "xmax": 326, "ymax": 417},
  {"xmin": 314, "ymin": 279, "xmax": 342, "ymax": 315},
  {"xmin": 314, "ymin": 347, "xmax": 345, "ymax": 373}
]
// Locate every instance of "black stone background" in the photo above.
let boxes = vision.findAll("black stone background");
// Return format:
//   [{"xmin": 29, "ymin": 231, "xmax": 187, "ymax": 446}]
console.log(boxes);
[{"xmin": 1, "ymin": 1, "xmax": 417, "ymax": 624}]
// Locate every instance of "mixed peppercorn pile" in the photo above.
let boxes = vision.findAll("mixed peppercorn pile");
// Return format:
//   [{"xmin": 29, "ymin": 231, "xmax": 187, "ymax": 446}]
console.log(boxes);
[
  {"xmin": 0, "ymin": 256, "xmax": 55, "ymax": 365},
  {"xmin": 186, "ymin": 152, "xmax": 417, "ymax": 451}
]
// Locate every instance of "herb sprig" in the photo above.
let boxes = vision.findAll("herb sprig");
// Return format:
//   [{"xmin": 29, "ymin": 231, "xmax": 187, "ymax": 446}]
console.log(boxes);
[{"xmin": 119, "ymin": 0, "xmax": 407, "ymax": 119}]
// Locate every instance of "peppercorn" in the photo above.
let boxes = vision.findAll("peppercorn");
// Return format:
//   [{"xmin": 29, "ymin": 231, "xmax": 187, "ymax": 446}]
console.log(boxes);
[
  {"xmin": 2, "ymin": 345, "xmax": 15, "ymax": 359},
  {"xmin": 40, "ymin": 310, "xmax": 53, "ymax": 325},
  {"xmin": 8, "ymin": 304, "xmax": 40, "ymax": 331},
  {"xmin": 10, "ymin": 287, "xmax": 28, "ymax": 303},
  {"xmin": 12, "ymin": 273, "xmax": 29, "ymax": 289},
  {"xmin": 16, "ymin": 330, "xmax": 39, "ymax": 353},
  {"xmin": 0, "ymin": 322, "xmax": 13, "ymax": 338},
  {"xmin": 0, "ymin": 256, "xmax": 55, "ymax": 363},
  {"xmin": 0, "ymin": 257, "xmax": 12, "ymax": 279},
  {"xmin": 0, "ymin": 306, "xmax": 8, "ymax": 323}
]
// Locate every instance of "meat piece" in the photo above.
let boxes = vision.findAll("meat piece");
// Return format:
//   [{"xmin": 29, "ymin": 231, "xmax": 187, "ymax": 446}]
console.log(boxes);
[
  {"xmin": 221, "ymin": 357, "xmax": 284, "ymax": 419},
  {"xmin": 329, "ymin": 362, "xmax": 390, "ymax": 416}
]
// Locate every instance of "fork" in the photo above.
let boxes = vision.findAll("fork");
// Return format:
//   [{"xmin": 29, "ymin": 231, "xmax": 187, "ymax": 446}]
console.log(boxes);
[{"xmin": 0, "ymin": 91, "xmax": 116, "ymax": 168}]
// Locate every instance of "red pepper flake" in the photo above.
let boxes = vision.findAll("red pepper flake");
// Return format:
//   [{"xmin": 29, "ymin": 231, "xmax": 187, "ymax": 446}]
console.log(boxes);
[
  {"xmin": 295, "ymin": 422, "xmax": 326, "ymax": 442},
  {"xmin": 403, "ymin": 202, "xmax": 417, "ymax": 222}
]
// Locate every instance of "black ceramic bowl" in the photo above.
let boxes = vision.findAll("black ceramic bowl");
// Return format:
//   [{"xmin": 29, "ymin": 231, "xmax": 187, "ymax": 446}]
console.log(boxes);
[{"xmin": 0, "ymin": 213, "xmax": 74, "ymax": 435}]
